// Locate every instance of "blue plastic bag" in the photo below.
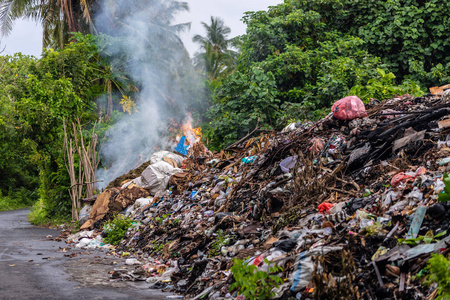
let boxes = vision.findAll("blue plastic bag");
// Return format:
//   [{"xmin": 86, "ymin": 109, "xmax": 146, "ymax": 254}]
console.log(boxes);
[{"xmin": 175, "ymin": 136, "xmax": 188, "ymax": 156}]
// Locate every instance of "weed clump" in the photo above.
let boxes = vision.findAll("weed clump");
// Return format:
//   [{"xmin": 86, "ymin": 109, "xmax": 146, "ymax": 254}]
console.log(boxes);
[
  {"xmin": 230, "ymin": 258, "xmax": 283, "ymax": 300},
  {"xmin": 103, "ymin": 215, "xmax": 133, "ymax": 246}
]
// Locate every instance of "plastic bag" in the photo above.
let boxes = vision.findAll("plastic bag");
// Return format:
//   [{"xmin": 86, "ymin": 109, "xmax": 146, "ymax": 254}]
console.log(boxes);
[
  {"xmin": 391, "ymin": 172, "xmax": 414, "ymax": 187},
  {"xmin": 174, "ymin": 136, "xmax": 188, "ymax": 156},
  {"xmin": 290, "ymin": 246, "xmax": 343, "ymax": 292},
  {"xmin": 280, "ymin": 156, "xmax": 298, "ymax": 173},
  {"xmin": 78, "ymin": 205, "xmax": 92, "ymax": 224},
  {"xmin": 150, "ymin": 150, "xmax": 185, "ymax": 168},
  {"xmin": 331, "ymin": 96, "xmax": 367, "ymax": 120},
  {"xmin": 141, "ymin": 161, "xmax": 183, "ymax": 195},
  {"xmin": 318, "ymin": 202, "xmax": 335, "ymax": 214},
  {"xmin": 241, "ymin": 156, "xmax": 257, "ymax": 164}
]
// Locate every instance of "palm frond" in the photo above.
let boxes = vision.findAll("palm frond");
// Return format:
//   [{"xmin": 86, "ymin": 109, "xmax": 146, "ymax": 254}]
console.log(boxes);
[
  {"xmin": 170, "ymin": 21, "xmax": 190, "ymax": 34},
  {"xmin": 79, "ymin": 0, "xmax": 92, "ymax": 26},
  {"xmin": 0, "ymin": 0, "xmax": 17, "ymax": 35}
]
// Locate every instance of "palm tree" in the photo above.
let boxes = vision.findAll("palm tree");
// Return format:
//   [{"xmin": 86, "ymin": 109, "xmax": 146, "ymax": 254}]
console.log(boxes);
[
  {"xmin": 0, "ymin": 0, "xmax": 96, "ymax": 48},
  {"xmin": 192, "ymin": 16, "xmax": 238, "ymax": 79},
  {"xmin": 96, "ymin": 0, "xmax": 193, "ymax": 108}
]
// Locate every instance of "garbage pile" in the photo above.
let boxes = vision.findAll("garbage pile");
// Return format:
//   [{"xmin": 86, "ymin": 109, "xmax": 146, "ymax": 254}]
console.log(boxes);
[{"xmin": 67, "ymin": 91, "xmax": 450, "ymax": 299}]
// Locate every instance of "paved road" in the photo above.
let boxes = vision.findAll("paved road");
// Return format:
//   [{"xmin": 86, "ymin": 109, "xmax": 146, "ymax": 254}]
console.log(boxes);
[{"xmin": 0, "ymin": 209, "xmax": 170, "ymax": 300}]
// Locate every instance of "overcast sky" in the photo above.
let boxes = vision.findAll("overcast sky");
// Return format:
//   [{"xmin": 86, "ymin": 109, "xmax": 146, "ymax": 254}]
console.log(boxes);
[{"xmin": 0, "ymin": 0, "xmax": 282, "ymax": 57}]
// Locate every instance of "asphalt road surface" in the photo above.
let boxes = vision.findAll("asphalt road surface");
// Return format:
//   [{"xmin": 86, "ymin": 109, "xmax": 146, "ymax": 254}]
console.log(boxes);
[{"xmin": 0, "ymin": 209, "xmax": 170, "ymax": 300}]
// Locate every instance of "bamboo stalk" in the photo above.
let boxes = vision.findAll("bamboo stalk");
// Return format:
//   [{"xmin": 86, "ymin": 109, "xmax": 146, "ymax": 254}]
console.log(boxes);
[{"xmin": 63, "ymin": 118, "xmax": 100, "ymax": 221}]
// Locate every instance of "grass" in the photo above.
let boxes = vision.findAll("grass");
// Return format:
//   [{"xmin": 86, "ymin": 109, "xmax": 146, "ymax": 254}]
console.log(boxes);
[{"xmin": 28, "ymin": 199, "xmax": 71, "ymax": 226}]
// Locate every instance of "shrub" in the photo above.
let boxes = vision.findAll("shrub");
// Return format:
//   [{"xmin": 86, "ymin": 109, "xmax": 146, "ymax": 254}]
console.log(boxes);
[
  {"xmin": 425, "ymin": 254, "xmax": 450, "ymax": 299},
  {"xmin": 230, "ymin": 258, "xmax": 283, "ymax": 300},
  {"xmin": 103, "ymin": 215, "xmax": 133, "ymax": 245}
]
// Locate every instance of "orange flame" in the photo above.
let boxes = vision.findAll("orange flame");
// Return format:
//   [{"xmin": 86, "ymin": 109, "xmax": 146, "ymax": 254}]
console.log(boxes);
[{"xmin": 182, "ymin": 115, "xmax": 202, "ymax": 144}]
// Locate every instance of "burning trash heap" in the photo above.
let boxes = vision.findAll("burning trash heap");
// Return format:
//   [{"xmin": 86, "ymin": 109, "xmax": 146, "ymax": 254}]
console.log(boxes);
[{"xmin": 67, "ymin": 90, "xmax": 450, "ymax": 299}]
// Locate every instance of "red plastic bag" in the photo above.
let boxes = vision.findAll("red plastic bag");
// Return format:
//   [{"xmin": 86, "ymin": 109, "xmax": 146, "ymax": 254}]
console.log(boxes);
[
  {"xmin": 391, "ymin": 172, "xmax": 414, "ymax": 187},
  {"xmin": 318, "ymin": 202, "xmax": 335, "ymax": 214},
  {"xmin": 331, "ymin": 96, "xmax": 367, "ymax": 120}
]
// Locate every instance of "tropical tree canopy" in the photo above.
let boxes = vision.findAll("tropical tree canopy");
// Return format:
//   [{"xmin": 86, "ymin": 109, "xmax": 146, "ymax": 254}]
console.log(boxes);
[
  {"xmin": 192, "ymin": 16, "xmax": 238, "ymax": 79},
  {"xmin": 0, "ymin": 0, "xmax": 96, "ymax": 48}
]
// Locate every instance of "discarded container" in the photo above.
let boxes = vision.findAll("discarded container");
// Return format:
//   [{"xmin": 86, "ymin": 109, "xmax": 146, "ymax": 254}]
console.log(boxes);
[{"xmin": 438, "ymin": 157, "xmax": 450, "ymax": 166}]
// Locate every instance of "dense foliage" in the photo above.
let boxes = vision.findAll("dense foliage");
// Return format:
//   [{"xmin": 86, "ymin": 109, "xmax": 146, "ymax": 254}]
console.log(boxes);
[
  {"xmin": 204, "ymin": 0, "xmax": 448, "ymax": 149},
  {"xmin": 0, "ymin": 0, "xmax": 96, "ymax": 48},
  {"xmin": 0, "ymin": 35, "xmax": 108, "ymax": 221},
  {"xmin": 193, "ymin": 16, "xmax": 238, "ymax": 80}
]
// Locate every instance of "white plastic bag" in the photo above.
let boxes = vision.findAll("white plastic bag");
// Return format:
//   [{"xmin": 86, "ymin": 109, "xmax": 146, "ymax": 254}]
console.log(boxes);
[
  {"xmin": 141, "ymin": 161, "xmax": 183, "ymax": 195},
  {"xmin": 150, "ymin": 151, "xmax": 185, "ymax": 168}
]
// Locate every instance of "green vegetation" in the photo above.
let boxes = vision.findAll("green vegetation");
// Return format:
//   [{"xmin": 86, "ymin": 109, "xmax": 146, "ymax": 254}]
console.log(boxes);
[
  {"xmin": 0, "ymin": 189, "xmax": 35, "ymax": 212},
  {"xmin": 230, "ymin": 258, "xmax": 284, "ymax": 300},
  {"xmin": 151, "ymin": 241, "xmax": 166, "ymax": 253},
  {"xmin": 208, "ymin": 229, "xmax": 230, "ymax": 257},
  {"xmin": 193, "ymin": 16, "xmax": 238, "ymax": 80},
  {"xmin": 0, "ymin": 34, "xmax": 116, "ymax": 224},
  {"xmin": 398, "ymin": 230, "xmax": 447, "ymax": 246},
  {"xmin": 425, "ymin": 254, "xmax": 450, "ymax": 299},
  {"xmin": 350, "ymin": 69, "xmax": 425, "ymax": 102},
  {"xmin": 170, "ymin": 218, "xmax": 180, "ymax": 227},
  {"xmin": 204, "ymin": 0, "xmax": 448, "ymax": 149},
  {"xmin": 154, "ymin": 214, "xmax": 172, "ymax": 224},
  {"xmin": 103, "ymin": 215, "xmax": 133, "ymax": 245},
  {"xmin": 439, "ymin": 173, "xmax": 450, "ymax": 202}
]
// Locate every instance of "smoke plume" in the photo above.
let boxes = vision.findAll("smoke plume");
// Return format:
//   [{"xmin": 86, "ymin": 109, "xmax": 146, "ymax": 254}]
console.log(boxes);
[{"xmin": 94, "ymin": 0, "xmax": 203, "ymax": 188}]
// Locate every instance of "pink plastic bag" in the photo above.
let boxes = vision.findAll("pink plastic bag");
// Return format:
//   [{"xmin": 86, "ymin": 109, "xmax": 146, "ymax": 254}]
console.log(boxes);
[{"xmin": 331, "ymin": 96, "xmax": 367, "ymax": 120}]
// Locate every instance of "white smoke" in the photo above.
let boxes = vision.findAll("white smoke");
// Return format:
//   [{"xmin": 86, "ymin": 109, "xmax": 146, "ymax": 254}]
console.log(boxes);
[{"xmin": 94, "ymin": 0, "xmax": 203, "ymax": 189}]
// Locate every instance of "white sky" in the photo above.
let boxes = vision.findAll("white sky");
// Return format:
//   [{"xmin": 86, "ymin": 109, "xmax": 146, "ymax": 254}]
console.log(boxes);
[
  {"xmin": 1, "ymin": 19, "xmax": 43, "ymax": 57},
  {"xmin": 0, "ymin": 0, "xmax": 282, "ymax": 57}
]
